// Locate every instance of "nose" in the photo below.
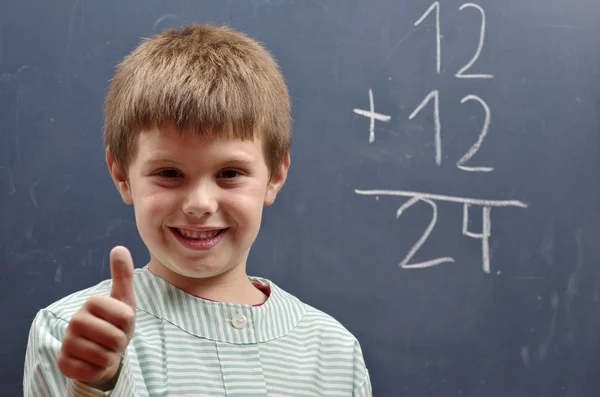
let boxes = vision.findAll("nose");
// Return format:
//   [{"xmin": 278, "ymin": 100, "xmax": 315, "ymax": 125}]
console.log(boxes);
[{"xmin": 182, "ymin": 182, "xmax": 218, "ymax": 217}]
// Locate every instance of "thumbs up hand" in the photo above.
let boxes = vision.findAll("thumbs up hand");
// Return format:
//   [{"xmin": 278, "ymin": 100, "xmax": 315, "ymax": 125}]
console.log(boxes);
[{"xmin": 58, "ymin": 246, "xmax": 137, "ymax": 385}]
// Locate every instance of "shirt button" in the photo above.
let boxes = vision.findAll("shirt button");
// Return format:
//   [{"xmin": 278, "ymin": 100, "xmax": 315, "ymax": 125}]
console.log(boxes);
[{"xmin": 231, "ymin": 313, "xmax": 248, "ymax": 329}]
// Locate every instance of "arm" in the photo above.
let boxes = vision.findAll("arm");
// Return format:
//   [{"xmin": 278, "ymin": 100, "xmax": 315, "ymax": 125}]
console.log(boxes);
[
  {"xmin": 352, "ymin": 340, "xmax": 373, "ymax": 397},
  {"xmin": 353, "ymin": 370, "xmax": 372, "ymax": 397},
  {"xmin": 24, "ymin": 247, "xmax": 139, "ymax": 397},
  {"xmin": 24, "ymin": 309, "xmax": 137, "ymax": 397}
]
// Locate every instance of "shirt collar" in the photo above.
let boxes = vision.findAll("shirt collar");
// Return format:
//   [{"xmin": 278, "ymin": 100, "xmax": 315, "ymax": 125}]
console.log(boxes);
[{"xmin": 132, "ymin": 267, "xmax": 306, "ymax": 344}]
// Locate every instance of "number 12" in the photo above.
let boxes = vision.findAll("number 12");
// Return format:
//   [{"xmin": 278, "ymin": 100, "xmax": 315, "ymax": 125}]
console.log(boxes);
[{"xmin": 415, "ymin": 2, "xmax": 493, "ymax": 79}]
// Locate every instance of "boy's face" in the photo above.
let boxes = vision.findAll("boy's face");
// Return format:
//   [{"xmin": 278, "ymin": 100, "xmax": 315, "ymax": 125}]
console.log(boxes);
[{"xmin": 106, "ymin": 123, "xmax": 289, "ymax": 285}]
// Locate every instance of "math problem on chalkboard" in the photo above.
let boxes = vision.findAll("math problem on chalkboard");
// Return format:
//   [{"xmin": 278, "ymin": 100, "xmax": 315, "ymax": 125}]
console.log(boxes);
[{"xmin": 352, "ymin": 2, "xmax": 529, "ymax": 274}]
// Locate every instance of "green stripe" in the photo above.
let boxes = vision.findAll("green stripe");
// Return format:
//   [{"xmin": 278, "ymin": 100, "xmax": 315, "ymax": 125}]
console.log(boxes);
[{"xmin": 23, "ymin": 267, "xmax": 371, "ymax": 396}]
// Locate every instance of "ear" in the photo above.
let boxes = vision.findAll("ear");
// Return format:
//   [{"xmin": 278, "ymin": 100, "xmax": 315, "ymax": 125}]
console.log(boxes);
[
  {"xmin": 264, "ymin": 154, "xmax": 290, "ymax": 207},
  {"xmin": 106, "ymin": 148, "xmax": 133, "ymax": 205}
]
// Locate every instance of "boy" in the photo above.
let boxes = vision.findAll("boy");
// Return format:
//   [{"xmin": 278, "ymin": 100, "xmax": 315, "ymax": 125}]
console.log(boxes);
[{"xmin": 23, "ymin": 25, "xmax": 372, "ymax": 396}]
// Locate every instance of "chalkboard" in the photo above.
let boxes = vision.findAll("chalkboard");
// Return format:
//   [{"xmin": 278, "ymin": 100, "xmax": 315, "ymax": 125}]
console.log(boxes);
[{"xmin": 2, "ymin": 1, "xmax": 600, "ymax": 396}]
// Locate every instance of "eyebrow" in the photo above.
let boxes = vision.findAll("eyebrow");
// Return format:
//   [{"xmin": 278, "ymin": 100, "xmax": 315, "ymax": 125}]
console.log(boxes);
[
  {"xmin": 142, "ymin": 157, "xmax": 256, "ymax": 168},
  {"xmin": 221, "ymin": 158, "xmax": 256, "ymax": 167},
  {"xmin": 142, "ymin": 158, "xmax": 183, "ymax": 168}
]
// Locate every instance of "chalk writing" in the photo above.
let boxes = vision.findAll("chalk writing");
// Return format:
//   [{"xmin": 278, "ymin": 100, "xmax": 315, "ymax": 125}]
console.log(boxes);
[
  {"xmin": 455, "ymin": 3, "xmax": 494, "ymax": 79},
  {"xmin": 414, "ymin": 2, "xmax": 493, "ymax": 78},
  {"xmin": 353, "ymin": 89, "xmax": 391, "ymax": 143},
  {"xmin": 351, "ymin": 3, "xmax": 527, "ymax": 274},
  {"xmin": 456, "ymin": 94, "xmax": 493, "ymax": 172},
  {"xmin": 415, "ymin": 2, "xmax": 441, "ymax": 74},
  {"xmin": 355, "ymin": 189, "xmax": 528, "ymax": 273},
  {"xmin": 409, "ymin": 89, "xmax": 442, "ymax": 165}
]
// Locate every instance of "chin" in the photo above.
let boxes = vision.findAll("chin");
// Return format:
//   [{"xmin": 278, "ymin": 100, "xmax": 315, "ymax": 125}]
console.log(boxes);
[{"xmin": 167, "ymin": 257, "xmax": 233, "ymax": 279}]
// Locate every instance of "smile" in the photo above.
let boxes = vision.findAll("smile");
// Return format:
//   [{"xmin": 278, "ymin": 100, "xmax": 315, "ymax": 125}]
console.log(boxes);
[
  {"xmin": 176, "ymin": 228, "xmax": 222, "ymax": 239},
  {"xmin": 169, "ymin": 227, "xmax": 228, "ymax": 251}
]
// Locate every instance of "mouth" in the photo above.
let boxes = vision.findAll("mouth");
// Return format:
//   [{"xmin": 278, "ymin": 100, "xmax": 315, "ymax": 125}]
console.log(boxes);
[
  {"xmin": 171, "ymin": 227, "xmax": 226, "ymax": 240},
  {"xmin": 169, "ymin": 227, "xmax": 228, "ymax": 251}
]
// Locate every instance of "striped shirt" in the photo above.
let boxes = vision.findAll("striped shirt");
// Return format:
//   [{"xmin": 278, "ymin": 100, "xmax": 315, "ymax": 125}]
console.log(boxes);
[{"xmin": 24, "ymin": 267, "xmax": 372, "ymax": 396}]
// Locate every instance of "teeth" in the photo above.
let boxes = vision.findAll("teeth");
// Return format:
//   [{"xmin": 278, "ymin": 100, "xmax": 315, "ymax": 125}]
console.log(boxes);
[{"xmin": 177, "ymin": 228, "xmax": 220, "ymax": 239}]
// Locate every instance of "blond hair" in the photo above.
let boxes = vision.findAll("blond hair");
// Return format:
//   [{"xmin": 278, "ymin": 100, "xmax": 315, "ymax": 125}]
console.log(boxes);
[{"xmin": 104, "ymin": 24, "xmax": 291, "ymax": 175}]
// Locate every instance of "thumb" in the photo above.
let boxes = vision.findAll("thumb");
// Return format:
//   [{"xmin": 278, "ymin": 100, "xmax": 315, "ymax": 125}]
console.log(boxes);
[{"xmin": 109, "ymin": 246, "xmax": 137, "ymax": 310}]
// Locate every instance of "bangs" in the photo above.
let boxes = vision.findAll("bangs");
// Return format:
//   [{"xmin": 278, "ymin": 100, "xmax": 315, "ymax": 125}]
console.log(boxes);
[
  {"xmin": 124, "ymin": 70, "xmax": 261, "ymax": 142},
  {"xmin": 104, "ymin": 25, "xmax": 290, "ymax": 174}
]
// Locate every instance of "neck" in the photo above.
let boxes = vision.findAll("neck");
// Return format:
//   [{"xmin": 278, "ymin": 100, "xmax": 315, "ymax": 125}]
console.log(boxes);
[{"xmin": 147, "ymin": 260, "xmax": 267, "ymax": 305}]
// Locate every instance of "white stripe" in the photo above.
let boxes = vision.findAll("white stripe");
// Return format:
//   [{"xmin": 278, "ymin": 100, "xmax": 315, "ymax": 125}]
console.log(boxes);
[{"xmin": 24, "ymin": 269, "xmax": 371, "ymax": 396}]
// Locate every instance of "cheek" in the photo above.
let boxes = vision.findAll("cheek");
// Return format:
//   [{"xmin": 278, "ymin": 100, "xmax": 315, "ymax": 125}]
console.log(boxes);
[
  {"xmin": 134, "ymin": 189, "xmax": 174, "ymax": 224},
  {"xmin": 147, "ymin": 198, "xmax": 170, "ymax": 217},
  {"xmin": 226, "ymin": 190, "xmax": 265, "ymax": 224}
]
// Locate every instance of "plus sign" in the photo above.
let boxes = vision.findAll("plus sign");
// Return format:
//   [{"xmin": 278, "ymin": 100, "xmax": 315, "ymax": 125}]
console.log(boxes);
[{"xmin": 353, "ymin": 88, "xmax": 391, "ymax": 143}]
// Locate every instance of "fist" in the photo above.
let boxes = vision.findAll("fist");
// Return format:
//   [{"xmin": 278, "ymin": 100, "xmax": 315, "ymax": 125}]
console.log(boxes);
[{"xmin": 58, "ymin": 246, "xmax": 137, "ymax": 385}]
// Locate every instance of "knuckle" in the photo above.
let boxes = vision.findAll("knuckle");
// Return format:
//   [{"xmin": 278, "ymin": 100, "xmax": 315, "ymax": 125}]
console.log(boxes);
[
  {"xmin": 119, "ymin": 306, "xmax": 136, "ymax": 327},
  {"xmin": 67, "ymin": 315, "xmax": 87, "ymax": 334},
  {"xmin": 76, "ymin": 368, "xmax": 96, "ymax": 383},
  {"xmin": 94, "ymin": 350, "xmax": 113, "ymax": 368},
  {"xmin": 110, "ymin": 303, "xmax": 135, "ymax": 330},
  {"xmin": 61, "ymin": 329, "xmax": 73, "ymax": 344},
  {"xmin": 57, "ymin": 353, "xmax": 101, "ymax": 383},
  {"xmin": 57, "ymin": 353, "xmax": 71, "ymax": 375},
  {"xmin": 85, "ymin": 295, "xmax": 104, "ymax": 311},
  {"xmin": 109, "ymin": 330, "xmax": 128, "ymax": 351},
  {"xmin": 116, "ymin": 331, "xmax": 129, "ymax": 349},
  {"xmin": 60, "ymin": 338, "xmax": 75, "ymax": 356}
]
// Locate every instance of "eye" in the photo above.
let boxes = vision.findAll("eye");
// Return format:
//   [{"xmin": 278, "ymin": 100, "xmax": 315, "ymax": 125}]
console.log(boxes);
[
  {"xmin": 218, "ymin": 169, "xmax": 242, "ymax": 179},
  {"xmin": 156, "ymin": 168, "xmax": 182, "ymax": 179}
]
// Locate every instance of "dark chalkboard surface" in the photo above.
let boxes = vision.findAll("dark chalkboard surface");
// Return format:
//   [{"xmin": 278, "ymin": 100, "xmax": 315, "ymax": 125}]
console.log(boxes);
[{"xmin": 2, "ymin": 1, "xmax": 600, "ymax": 396}]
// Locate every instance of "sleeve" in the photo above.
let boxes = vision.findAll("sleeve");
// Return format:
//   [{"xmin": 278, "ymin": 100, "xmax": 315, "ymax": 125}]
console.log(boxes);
[
  {"xmin": 23, "ymin": 309, "xmax": 138, "ymax": 397},
  {"xmin": 352, "ymin": 340, "xmax": 373, "ymax": 397},
  {"xmin": 353, "ymin": 370, "xmax": 372, "ymax": 397}
]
